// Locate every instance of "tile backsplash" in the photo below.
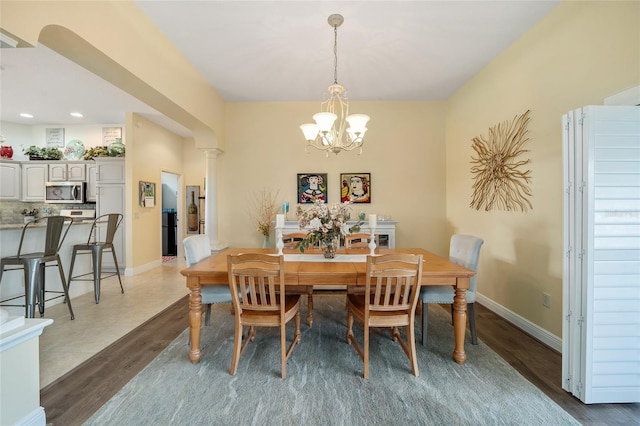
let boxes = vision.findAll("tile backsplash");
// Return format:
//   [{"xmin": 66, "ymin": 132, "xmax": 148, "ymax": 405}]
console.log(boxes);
[{"xmin": 0, "ymin": 201, "xmax": 96, "ymax": 224}]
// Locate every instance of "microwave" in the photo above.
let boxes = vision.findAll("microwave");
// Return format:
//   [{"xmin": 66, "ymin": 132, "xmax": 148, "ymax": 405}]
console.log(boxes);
[{"xmin": 45, "ymin": 182, "xmax": 86, "ymax": 204}]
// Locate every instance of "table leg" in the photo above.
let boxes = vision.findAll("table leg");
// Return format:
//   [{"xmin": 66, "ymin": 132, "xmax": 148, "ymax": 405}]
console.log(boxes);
[
  {"xmin": 188, "ymin": 280, "xmax": 202, "ymax": 364},
  {"xmin": 452, "ymin": 286, "xmax": 468, "ymax": 365}
]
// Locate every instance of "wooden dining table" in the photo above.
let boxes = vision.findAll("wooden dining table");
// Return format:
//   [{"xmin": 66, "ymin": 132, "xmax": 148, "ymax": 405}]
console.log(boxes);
[{"xmin": 180, "ymin": 247, "xmax": 476, "ymax": 365}]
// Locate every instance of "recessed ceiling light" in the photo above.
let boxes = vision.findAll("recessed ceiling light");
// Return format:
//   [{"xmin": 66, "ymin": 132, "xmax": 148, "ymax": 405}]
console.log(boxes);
[
  {"xmin": 19, "ymin": 113, "xmax": 34, "ymax": 118},
  {"xmin": 70, "ymin": 112, "xmax": 83, "ymax": 118}
]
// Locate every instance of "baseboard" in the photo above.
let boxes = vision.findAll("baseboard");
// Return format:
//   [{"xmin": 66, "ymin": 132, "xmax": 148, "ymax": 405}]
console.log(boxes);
[
  {"xmin": 126, "ymin": 259, "xmax": 162, "ymax": 276},
  {"xmin": 17, "ymin": 406, "xmax": 46, "ymax": 426},
  {"xmin": 476, "ymin": 293, "xmax": 562, "ymax": 353}
]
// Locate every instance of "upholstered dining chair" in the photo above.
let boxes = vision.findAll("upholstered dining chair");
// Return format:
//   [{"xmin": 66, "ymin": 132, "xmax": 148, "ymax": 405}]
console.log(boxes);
[
  {"xmin": 67, "ymin": 213, "xmax": 124, "ymax": 304},
  {"xmin": 282, "ymin": 232, "xmax": 314, "ymax": 326},
  {"xmin": 419, "ymin": 234, "xmax": 484, "ymax": 346},
  {"xmin": 0, "ymin": 216, "xmax": 75, "ymax": 319},
  {"xmin": 346, "ymin": 253, "xmax": 423, "ymax": 379},
  {"xmin": 227, "ymin": 253, "xmax": 301, "ymax": 379},
  {"xmin": 183, "ymin": 234, "xmax": 231, "ymax": 326}
]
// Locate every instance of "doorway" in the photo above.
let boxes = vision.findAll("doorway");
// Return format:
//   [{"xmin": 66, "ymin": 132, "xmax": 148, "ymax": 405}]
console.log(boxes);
[{"xmin": 161, "ymin": 171, "xmax": 180, "ymax": 261}]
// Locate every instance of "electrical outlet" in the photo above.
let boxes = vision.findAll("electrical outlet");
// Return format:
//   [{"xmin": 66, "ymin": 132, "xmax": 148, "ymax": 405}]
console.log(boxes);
[{"xmin": 543, "ymin": 292, "xmax": 551, "ymax": 308}]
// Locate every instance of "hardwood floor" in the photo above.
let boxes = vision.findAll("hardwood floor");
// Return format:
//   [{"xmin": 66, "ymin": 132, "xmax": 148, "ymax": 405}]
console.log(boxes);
[{"xmin": 41, "ymin": 298, "xmax": 639, "ymax": 426}]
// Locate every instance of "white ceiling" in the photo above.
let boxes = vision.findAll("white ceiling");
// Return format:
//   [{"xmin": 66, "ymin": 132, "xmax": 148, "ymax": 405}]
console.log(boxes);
[{"xmin": 0, "ymin": 1, "xmax": 559, "ymax": 138}]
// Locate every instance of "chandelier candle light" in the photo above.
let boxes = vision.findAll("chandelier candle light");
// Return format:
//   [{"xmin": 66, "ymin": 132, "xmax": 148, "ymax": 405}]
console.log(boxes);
[{"xmin": 300, "ymin": 14, "xmax": 370, "ymax": 157}]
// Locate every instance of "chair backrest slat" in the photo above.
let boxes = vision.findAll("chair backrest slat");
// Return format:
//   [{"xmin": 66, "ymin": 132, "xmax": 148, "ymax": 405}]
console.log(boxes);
[
  {"xmin": 365, "ymin": 254, "xmax": 423, "ymax": 313},
  {"xmin": 228, "ymin": 254, "xmax": 284, "ymax": 314}
]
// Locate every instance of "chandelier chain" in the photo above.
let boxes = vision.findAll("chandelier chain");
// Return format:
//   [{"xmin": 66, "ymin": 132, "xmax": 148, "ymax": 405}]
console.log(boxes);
[{"xmin": 333, "ymin": 25, "xmax": 339, "ymax": 85}]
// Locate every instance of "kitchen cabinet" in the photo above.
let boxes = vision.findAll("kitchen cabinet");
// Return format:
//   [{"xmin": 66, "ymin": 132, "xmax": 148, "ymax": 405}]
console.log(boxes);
[
  {"xmin": 86, "ymin": 163, "xmax": 97, "ymax": 202},
  {"xmin": 95, "ymin": 158, "xmax": 125, "ymax": 271},
  {"xmin": 0, "ymin": 160, "xmax": 20, "ymax": 200},
  {"xmin": 95, "ymin": 158, "xmax": 125, "ymax": 184},
  {"xmin": 48, "ymin": 162, "xmax": 85, "ymax": 182},
  {"xmin": 21, "ymin": 162, "xmax": 47, "ymax": 202}
]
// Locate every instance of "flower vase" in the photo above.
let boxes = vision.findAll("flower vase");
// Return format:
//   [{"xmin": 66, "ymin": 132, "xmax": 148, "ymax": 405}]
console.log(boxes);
[
  {"xmin": 321, "ymin": 237, "xmax": 338, "ymax": 259},
  {"xmin": 262, "ymin": 235, "xmax": 270, "ymax": 248}
]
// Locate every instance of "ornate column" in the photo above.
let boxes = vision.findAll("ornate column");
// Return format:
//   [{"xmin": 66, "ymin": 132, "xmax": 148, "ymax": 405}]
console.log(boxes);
[{"xmin": 203, "ymin": 148, "xmax": 227, "ymax": 251}]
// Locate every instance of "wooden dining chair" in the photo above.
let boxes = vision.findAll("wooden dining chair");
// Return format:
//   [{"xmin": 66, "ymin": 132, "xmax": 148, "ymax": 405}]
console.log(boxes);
[
  {"xmin": 346, "ymin": 253, "xmax": 423, "ymax": 379},
  {"xmin": 344, "ymin": 232, "xmax": 375, "ymax": 249},
  {"xmin": 281, "ymin": 232, "xmax": 307, "ymax": 249},
  {"xmin": 282, "ymin": 232, "xmax": 314, "ymax": 327},
  {"xmin": 227, "ymin": 253, "xmax": 302, "ymax": 379}
]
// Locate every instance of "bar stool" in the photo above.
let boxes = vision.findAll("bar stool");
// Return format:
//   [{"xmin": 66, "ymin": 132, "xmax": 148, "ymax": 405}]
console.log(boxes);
[
  {"xmin": 0, "ymin": 216, "xmax": 75, "ymax": 319},
  {"xmin": 68, "ymin": 213, "xmax": 124, "ymax": 304}
]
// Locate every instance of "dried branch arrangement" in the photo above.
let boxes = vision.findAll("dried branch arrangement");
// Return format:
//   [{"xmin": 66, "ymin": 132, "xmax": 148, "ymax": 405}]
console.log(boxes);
[
  {"xmin": 248, "ymin": 188, "xmax": 281, "ymax": 236},
  {"xmin": 470, "ymin": 110, "xmax": 533, "ymax": 212}
]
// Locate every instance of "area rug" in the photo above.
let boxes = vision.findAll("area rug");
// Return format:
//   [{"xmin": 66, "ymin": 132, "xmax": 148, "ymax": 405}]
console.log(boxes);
[{"xmin": 84, "ymin": 295, "xmax": 579, "ymax": 425}]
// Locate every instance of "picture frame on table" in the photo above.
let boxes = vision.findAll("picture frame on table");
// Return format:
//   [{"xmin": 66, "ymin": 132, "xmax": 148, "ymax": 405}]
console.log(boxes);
[
  {"xmin": 340, "ymin": 173, "xmax": 371, "ymax": 203},
  {"xmin": 297, "ymin": 173, "xmax": 327, "ymax": 204}
]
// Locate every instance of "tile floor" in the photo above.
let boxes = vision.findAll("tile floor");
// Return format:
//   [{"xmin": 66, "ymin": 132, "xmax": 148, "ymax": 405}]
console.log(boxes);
[{"xmin": 37, "ymin": 258, "xmax": 189, "ymax": 388}]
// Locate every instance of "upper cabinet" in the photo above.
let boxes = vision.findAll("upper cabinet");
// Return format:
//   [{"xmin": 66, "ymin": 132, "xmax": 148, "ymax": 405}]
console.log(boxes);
[
  {"xmin": 21, "ymin": 162, "xmax": 47, "ymax": 201},
  {"xmin": 49, "ymin": 162, "xmax": 86, "ymax": 182},
  {"xmin": 0, "ymin": 160, "xmax": 21, "ymax": 200},
  {"xmin": 95, "ymin": 158, "xmax": 125, "ymax": 184}
]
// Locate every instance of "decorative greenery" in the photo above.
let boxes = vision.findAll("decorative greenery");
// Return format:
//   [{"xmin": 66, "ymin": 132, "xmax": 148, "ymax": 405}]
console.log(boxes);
[
  {"xmin": 295, "ymin": 200, "xmax": 361, "ymax": 253},
  {"xmin": 22, "ymin": 146, "xmax": 63, "ymax": 160},
  {"xmin": 21, "ymin": 208, "xmax": 38, "ymax": 216},
  {"xmin": 248, "ymin": 188, "xmax": 280, "ymax": 237},
  {"xmin": 83, "ymin": 146, "xmax": 109, "ymax": 160},
  {"xmin": 470, "ymin": 110, "xmax": 533, "ymax": 212}
]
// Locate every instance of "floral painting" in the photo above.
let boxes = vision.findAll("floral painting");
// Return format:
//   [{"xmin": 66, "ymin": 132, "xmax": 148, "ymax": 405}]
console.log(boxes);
[
  {"xmin": 297, "ymin": 173, "xmax": 327, "ymax": 204},
  {"xmin": 340, "ymin": 173, "xmax": 371, "ymax": 203}
]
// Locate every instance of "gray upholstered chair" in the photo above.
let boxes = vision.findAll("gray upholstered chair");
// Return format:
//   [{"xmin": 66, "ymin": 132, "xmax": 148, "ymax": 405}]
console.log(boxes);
[
  {"xmin": 183, "ymin": 234, "xmax": 231, "ymax": 325},
  {"xmin": 0, "ymin": 216, "xmax": 75, "ymax": 319},
  {"xmin": 420, "ymin": 234, "xmax": 484, "ymax": 346}
]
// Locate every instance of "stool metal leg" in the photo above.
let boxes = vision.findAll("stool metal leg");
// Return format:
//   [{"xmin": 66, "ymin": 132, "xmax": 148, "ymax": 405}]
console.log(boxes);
[
  {"xmin": 91, "ymin": 246, "xmax": 102, "ymax": 304},
  {"xmin": 110, "ymin": 248, "xmax": 124, "ymax": 294},
  {"xmin": 56, "ymin": 254, "xmax": 74, "ymax": 320}
]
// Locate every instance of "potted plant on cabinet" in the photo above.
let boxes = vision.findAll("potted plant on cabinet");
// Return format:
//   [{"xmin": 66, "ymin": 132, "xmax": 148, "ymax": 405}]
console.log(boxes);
[{"xmin": 22, "ymin": 146, "xmax": 63, "ymax": 160}]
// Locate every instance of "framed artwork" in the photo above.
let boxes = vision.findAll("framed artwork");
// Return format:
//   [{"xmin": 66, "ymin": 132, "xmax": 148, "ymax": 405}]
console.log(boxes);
[
  {"xmin": 102, "ymin": 127, "xmax": 122, "ymax": 145},
  {"xmin": 139, "ymin": 181, "xmax": 156, "ymax": 208},
  {"xmin": 45, "ymin": 128, "xmax": 65, "ymax": 148},
  {"xmin": 297, "ymin": 173, "xmax": 327, "ymax": 204},
  {"xmin": 340, "ymin": 173, "xmax": 371, "ymax": 203}
]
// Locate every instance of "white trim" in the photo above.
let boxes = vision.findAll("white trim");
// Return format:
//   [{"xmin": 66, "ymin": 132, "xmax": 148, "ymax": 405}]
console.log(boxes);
[
  {"xmin": 604, "ymin": 85, "xmax": 640, "ymax": 105},
  {"xmin": 17, "ymin": 407, "xmax": 46, "ymax": 426},
  {"xmin": 476, "ymin": 293, "xmax": 562, "ymax": 352},
  {"xmin": 125, "ymin": 259, "xmax": 161, "ymax": 276}
]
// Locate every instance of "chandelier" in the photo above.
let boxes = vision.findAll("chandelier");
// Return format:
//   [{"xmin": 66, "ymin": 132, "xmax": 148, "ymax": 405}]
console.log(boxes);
[{"xmin": 300, "ymin": 14, "xmax": 370, "ymax": 156}]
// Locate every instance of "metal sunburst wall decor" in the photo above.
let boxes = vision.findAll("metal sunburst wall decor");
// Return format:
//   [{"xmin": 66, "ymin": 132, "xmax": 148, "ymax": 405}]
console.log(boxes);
[{"xmin": 470, "ymin": 110, "xmax": 532, "ymax": 212}]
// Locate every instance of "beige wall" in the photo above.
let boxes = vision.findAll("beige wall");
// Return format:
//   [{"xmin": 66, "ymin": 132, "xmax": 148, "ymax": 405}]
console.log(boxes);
[
  {"xmin": 445, "ymin": 1, "xmax": 640, "ymax": 336},
  {"xmin": 128, "ymin": 114, "xmax": 185, "ymax": 268},
  {"xmin": 219, "ymin": 101, "xmax": 449, "ymax": 253}
]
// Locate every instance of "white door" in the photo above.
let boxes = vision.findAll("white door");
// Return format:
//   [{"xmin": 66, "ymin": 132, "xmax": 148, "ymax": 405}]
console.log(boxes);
[{"xmin": 563, "ymin": 105, "xmax": 640, "ymax": 404}]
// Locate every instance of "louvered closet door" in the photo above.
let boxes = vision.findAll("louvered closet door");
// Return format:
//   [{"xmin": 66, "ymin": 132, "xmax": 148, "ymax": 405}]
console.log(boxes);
[{"xmin": 563, "ymin": 105, "xmax": 640, "ymax": 404}]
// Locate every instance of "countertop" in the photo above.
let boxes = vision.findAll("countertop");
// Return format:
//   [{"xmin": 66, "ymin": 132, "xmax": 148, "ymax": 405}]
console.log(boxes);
[{"xmin": 0, "ymin": 220, "xmax": 92, "ymax": 231}]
